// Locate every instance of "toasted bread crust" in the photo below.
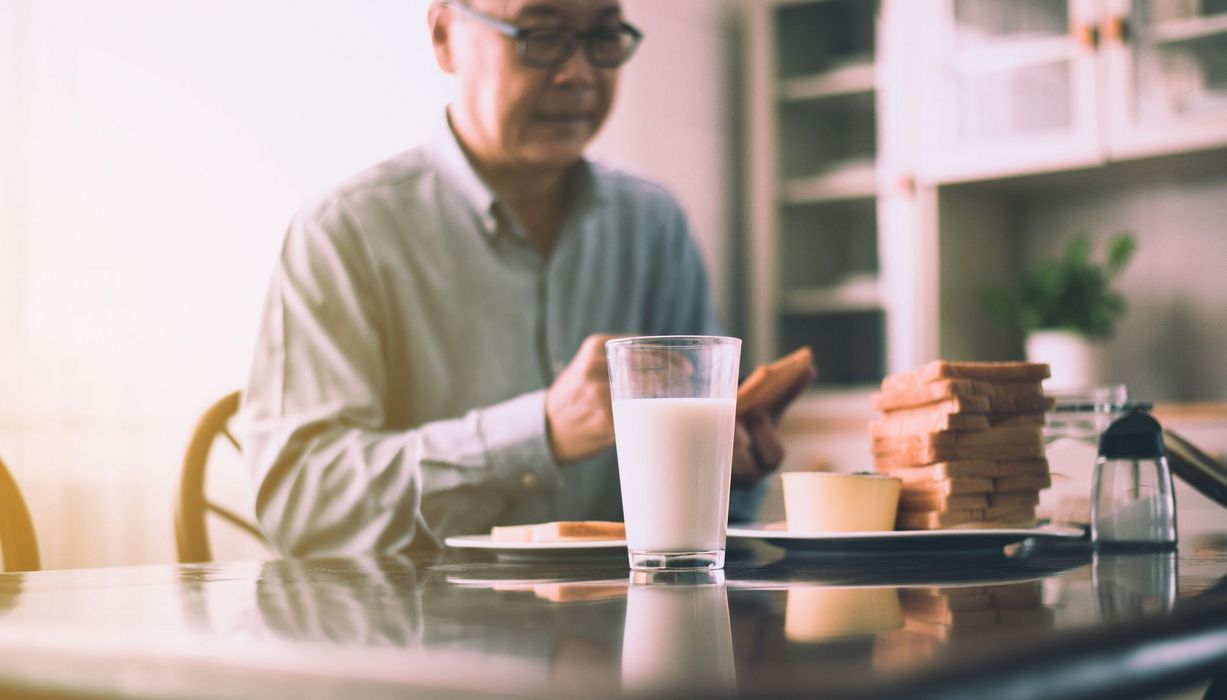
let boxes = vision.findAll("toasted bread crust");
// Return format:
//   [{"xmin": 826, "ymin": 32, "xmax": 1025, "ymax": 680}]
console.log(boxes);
[
  {"xmin": 873, "ymin": 380, "xmax": 1051, "ymax": 412},
  {"xmin": 491, "ymin": 521, "xmax": 625, "ymax": 543},
  {"xmin": 885, "ymin": 361, "xmax": 1050, "ymax": 390},
  {"xmin": 877, "ymin": 459, "xmax": 1049, "ymax": 482},
  {"xmin": 737, "ymin": 346, "xmax": 815, "ymax": 417},
  {"xmin": 896, "ymin": 505, "xmax": 1037, "ymax": 530},
  {"xmin": 898, "ymin": 492, "xmax": 989, "ymax": 511},
  {"xmin": 870, "ymin": 412, "xmax": 990, "ymax": 437},
  {"xmin": 872, "ymin": 441, "xmax": 1046, "ymax": 468},
  {"xmin": 882, "ymin": 475, "xmax": 995, "ymax": 495},
  {"xmin": 881, "ymin": 396, "xmax": 993, "ymax": 417},
  {"xmin": 872, "ymin": 425, "xmax": 1043, "ymax": 450}
]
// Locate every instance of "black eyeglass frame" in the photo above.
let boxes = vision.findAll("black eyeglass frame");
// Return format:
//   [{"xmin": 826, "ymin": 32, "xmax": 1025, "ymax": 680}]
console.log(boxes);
[{"xmin": 443, "ymin": 1, "xmax": 644, "ymax": 69}]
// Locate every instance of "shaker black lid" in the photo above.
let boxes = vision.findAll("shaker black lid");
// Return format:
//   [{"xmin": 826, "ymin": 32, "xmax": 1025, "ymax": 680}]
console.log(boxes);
[{"xmin": 1098, "ymin": 406, "xmax": 1164, "ymax": 459}]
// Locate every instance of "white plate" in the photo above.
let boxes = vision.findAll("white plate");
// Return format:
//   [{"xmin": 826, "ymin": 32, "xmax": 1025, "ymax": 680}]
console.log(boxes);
[
  {"xmin": 444, "ymin": 534, "xmax": 627, "ymax": 560},
  {"xmin": 726, "ymin": 524, "xmax": 1085, "ymax": 553}
]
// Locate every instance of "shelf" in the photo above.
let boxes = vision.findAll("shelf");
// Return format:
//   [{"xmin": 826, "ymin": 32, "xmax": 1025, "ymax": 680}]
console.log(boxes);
[
  {"xmin": 778, "ymin": 309, "xmax": 886, "ymax": 387},
  {"xmin": 775, "ymin": 2, "xmax": 875, "ymax": 79},
  {"xmin": 779, "ymin": 276, "xmax": 881, "ymax": 315},
  {"xmin": 780, "ymin": 386, "xmax": 878, "ymax": 435},
  {"xmin": 1150, "ymin": 13, "xmax": 1227, "ymax": 45},
  {"xmin": 780, "ymin": 159, "xmax": 877, "ymax": 203},
  {"xmin": 777, "ymin": 61, "xmax": 876, "ymax": 101},
  {"xmin": 948, "ymin": 35, "xmax": 1075, "ymax": 76}
]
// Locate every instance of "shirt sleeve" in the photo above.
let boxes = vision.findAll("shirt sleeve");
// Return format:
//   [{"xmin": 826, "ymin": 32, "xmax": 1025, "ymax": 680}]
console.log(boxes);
[{"xmin": 242, "ymin": 199, "xmax": 560, "ymax": 557}]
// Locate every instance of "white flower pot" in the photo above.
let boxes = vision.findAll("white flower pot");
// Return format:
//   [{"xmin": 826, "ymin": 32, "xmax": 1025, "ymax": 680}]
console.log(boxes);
[{"xmin": 1025, "ymin": 330, "xmax": 1108, "ymax": 392}]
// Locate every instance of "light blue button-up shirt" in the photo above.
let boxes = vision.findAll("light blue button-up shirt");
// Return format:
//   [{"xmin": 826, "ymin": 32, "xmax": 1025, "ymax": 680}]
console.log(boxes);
[{"xmin": 244, "ymin": 117, "xmax": 754, "ymax": 556}]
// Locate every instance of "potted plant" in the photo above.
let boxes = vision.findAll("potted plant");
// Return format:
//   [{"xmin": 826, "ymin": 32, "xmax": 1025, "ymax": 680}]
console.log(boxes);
[{"xmin": 980, "ymin": 232, "xmax": 1136, "ymax": 390}]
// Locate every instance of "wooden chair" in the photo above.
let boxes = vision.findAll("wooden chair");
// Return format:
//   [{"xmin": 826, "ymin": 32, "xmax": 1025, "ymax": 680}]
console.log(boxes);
[
  {"xmin": 175, "ymin": 391, "xmax": 268, "ymax": 562},
  {"xmin": 0, "ymin": 454, "xmax": 40, "ymax": 572}
]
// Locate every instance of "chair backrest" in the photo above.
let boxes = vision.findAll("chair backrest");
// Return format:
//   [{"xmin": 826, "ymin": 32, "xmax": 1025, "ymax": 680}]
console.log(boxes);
[
  {"xmin": 0, "ymin": 454, "xmax": 40, "ymax": 572},
  {"xmin": 176, "ymin": 391, "xmax": 268, "ymax": 563}
]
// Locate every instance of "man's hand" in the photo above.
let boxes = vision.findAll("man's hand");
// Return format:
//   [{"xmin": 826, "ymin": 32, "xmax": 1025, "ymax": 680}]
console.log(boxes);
[
  {"xmin": 545, "ymin": 334, "xmax": 620, "ymax": 464},
  {"xmin": 732, "ymin": 412, "xmax": 786, "ymax": 486},
  {"xmin": 731, "ymin": 358, "xmax": 815, "ymax": 486}
]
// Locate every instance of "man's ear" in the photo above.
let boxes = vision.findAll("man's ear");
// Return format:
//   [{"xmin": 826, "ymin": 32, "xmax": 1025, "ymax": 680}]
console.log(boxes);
[{"xmin": 428, "ymin": 2, "xmax": 457, "ymax": 74}]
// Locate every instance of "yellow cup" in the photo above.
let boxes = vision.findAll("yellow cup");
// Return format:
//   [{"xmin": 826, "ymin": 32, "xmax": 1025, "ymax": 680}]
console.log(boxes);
[
  {"xmin": 781, "ymin": 472, "xmax": 901, "ymax": 532},
  {"xmin": 784, "ymin": 586, "xmax": 903, "ymax": 641}
]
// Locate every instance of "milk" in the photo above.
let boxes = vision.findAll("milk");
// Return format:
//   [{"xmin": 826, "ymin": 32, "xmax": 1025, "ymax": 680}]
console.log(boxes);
[{"xmin": 612, "ymin": 397, "xmax": 735, "ymax": 552}]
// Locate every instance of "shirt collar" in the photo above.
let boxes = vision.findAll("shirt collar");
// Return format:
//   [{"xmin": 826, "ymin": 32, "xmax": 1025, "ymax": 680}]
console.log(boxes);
[
  {"xmin": 425, "ymin": 112, "xmax": 499, "ymax": 236},
  {"xmin": 425, "ymin": 109, "xmax": 607, "ymax": 240}
]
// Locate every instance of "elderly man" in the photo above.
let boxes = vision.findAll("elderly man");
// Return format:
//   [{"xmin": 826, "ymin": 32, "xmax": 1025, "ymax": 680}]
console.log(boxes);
[{"xmin": 244, "ymin": 0, "xmax": 811, "ymax": 556}]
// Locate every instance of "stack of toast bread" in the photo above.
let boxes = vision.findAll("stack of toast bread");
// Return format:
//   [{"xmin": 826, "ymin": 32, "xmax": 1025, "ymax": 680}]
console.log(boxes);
[
  {"xmin": 871, "ymin": 361, "xmax": 1055, "ymax": 529},
  {"xmin": 874, "ymin": 582, "xmax": 1053, "ymax": 668}
]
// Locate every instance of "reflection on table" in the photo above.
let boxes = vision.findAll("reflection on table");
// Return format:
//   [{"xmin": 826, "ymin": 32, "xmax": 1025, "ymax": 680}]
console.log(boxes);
[{"xmin": 0, "ymin": 533, "xmax": 1222, "ymax": 698}]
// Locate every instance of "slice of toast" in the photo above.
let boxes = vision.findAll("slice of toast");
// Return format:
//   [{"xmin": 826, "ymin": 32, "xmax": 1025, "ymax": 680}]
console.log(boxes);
[
  {"xmin": 906, "ymin": 607, "xmax": 1000, "ymax": 627},
  {"xmin": 870, "ymin": 412, "xmax": 991, "ymax": 437},
  {"xmin": 532, "ymin": 582, "xmax": 628, "ymax": 603},
  {"xmin": 872, "ymin": 441, "xmax": 1046, "ymax": 468},
  {"xmin": 737, "ymin": 346, "xmax": 815, "ymax": 417},
  {"xmin": 899, "ymin": 489, "xmax": 1038, "ymax": 513},
  {"xmin": 489, "ymin": 524, "xmax": 536, "ymax": 543},
  {"xmin": 991, "ymin": 459, "xmax": 1051, "ymax": 478},
  {"xmin": 872, "ymin": 425, "xmax": 1043, "ymax": 451},
  {"xmin": 878, "ymin": 458, "xmax": 1048, "ymax": 482},
  {"xmin": 987, "ymin": 491, "xmax": 1041, "ymax": 510},
  {"xmin": 988, "ymin": 412, "xmax": 1047, "ymax": 428},
  {"xmin": 532, "ymin": 521, "xmax": 625, "ymax": 541},
  {"xmin": 879, "ymin": 460, "xmax": 1000, "ymax": 481},
  {"xmin": 896, "ymin": 505, "xmax": 1037, "ymax": 530},
  {"xmin": 898, "ymin": 492, "xmax": 989, "ymax": 512},
  {"xmin": 881, "ymin": 396, "xmax": 993, "ymax": 418},
  {"xmin": 490, "ymin": 521, "xmax": 625, "ymax": 543},
  {"xmin": 883, "ymin": 361, "xmax": 1050, "ymax": 392},
  {"xmin": 993, "ymin": 474, "xmax": 1053, "ymax": 493},
  {"xmin": 873, "ymin": 379, "xmax": 1050, "ymax": 412},
  {"xmin": 988, "ymin": 582, "xmax": 1044, "ymax": 608},
  {"xmin": 892, "ymin": 476, "xmax": 995, "ymax": 495},
  {"xmin": 900, "ymin": 590, "xmax": 993, "ymax": 615}
]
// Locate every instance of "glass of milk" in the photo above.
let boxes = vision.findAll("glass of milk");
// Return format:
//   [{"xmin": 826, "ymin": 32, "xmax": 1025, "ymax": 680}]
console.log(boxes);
[{"xmin": 605, "ymin": 335, "xmax": 741, "ymax": 571}]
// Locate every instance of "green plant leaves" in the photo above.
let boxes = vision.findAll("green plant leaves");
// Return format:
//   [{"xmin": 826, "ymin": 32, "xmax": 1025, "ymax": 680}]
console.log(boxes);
[{"xmin": 978, "ymin": 232, "xmax": 1136, "ymax": 340}]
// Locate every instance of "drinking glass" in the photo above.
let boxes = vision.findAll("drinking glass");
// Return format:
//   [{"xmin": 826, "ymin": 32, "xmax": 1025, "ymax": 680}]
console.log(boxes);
[{"xmin": 605, "ymin": 336, "xmax": 741, "ymax": 571}]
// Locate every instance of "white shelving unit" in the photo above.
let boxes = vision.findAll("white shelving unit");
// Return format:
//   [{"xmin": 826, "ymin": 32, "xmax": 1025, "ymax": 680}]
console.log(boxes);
[
  {"xmin": 913, "ymin": 0, "xmax": 1227, "ymax": 183},
  {"xmin": 746, "ymin": 0, "xmax": 889, "ymax": 390},
  {"xmin": 746, "ymin": 0, "xmax": 1227, "ymax": 479}
]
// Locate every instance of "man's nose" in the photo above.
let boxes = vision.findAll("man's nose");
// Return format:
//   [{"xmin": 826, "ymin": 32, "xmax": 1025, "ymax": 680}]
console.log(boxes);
[{"xmin": 552, "ymin": 42, "xmax": 599, "ymax": 86}]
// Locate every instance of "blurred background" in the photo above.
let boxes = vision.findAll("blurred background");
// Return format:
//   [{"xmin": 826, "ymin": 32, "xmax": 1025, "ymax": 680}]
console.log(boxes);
[{"xmin": 1, "ymin": 0, "xmax": 1225, "ymax": 569}]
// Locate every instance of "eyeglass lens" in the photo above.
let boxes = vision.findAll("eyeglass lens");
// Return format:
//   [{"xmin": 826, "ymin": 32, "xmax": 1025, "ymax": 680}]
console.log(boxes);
[{"xmin": 520, "ymin": 29, "xmax": 637, "ymax": 68}]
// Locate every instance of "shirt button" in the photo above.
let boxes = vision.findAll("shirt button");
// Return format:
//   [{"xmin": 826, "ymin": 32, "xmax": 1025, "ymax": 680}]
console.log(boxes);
[{"xmin": 520, "ymin": 472, "xmax": 539, "ymax": 490}]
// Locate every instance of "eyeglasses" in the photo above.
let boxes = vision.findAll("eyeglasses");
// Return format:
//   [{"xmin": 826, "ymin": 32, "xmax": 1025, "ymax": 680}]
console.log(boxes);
[{"xmin": 444, "ymin": 1, "xmax": 643, "ymax": 69}]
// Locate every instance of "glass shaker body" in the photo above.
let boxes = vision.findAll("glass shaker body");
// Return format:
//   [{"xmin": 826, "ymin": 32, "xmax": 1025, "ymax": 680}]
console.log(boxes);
[{"xmin": 1090, "ymin": 454, "xmax": 1177, "ymax": 549}]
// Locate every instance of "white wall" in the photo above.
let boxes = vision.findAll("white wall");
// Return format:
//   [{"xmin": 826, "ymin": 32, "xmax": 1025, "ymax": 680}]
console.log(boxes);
[
  {"xmin": 0, "ymin": 0, "xmax": 736, "ymax": 568},
  {"xmin": 1, "ymin": 0, "xmax": 28, "ymax": 407},
  {"xmin": 1020, "ymin": 167, "xmax": 1227, "ymax": 402},
  {"xmin": 592, "ymin": 0, "xmax": 738, "ymax": 315}
]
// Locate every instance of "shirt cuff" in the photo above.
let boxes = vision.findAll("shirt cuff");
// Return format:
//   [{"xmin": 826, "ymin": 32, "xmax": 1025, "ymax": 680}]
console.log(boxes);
[
  {"xmin": 477, "ymin": 390, "xmax": 562, "ymax": 490},
  {"xmin": 728, "ymin": 480, "xmax": 767, "ymax": 524}
]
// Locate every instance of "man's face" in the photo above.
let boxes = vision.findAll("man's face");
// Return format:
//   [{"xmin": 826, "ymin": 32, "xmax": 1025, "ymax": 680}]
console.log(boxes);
[{"xmin": 438, "ymin": 0, "xmax": 625, "ymax": 172}]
